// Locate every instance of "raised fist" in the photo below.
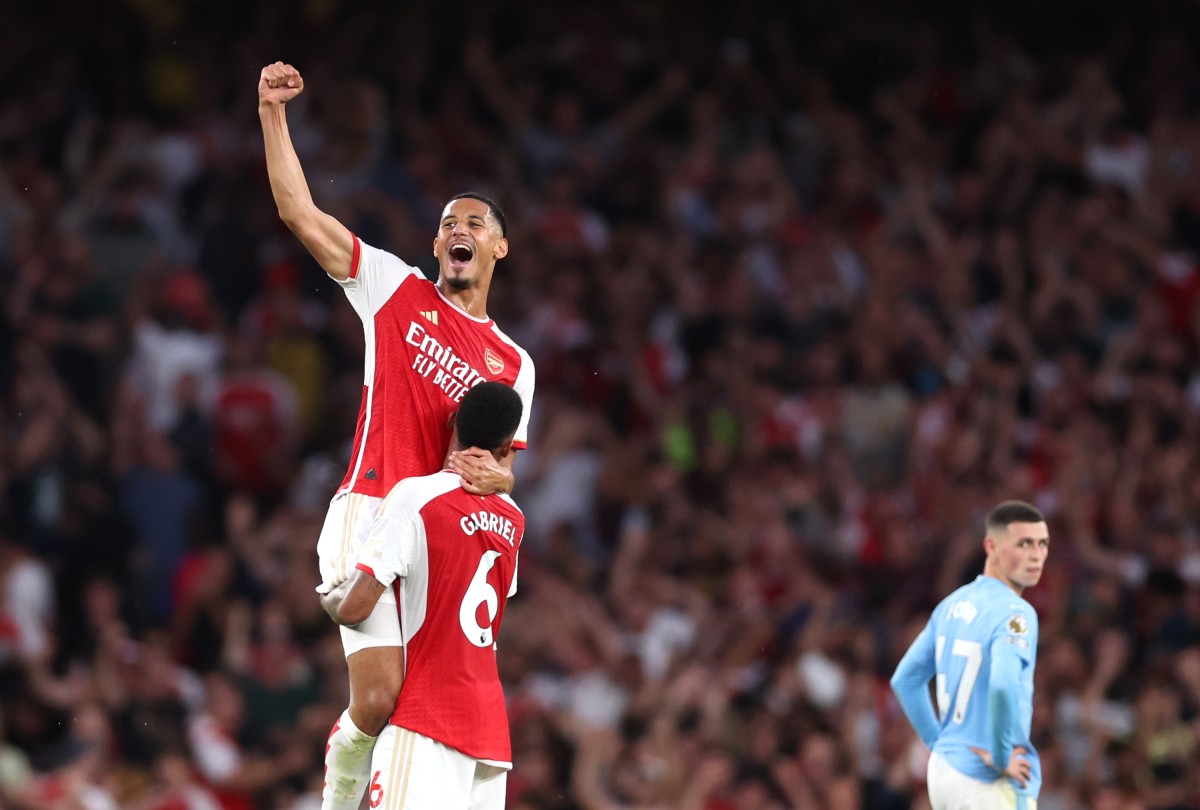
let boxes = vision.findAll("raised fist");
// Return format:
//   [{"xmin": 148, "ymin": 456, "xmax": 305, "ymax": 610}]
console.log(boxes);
[{"xmin": 259, "ymin": 61, "xmax": 304, "ymax": 107}]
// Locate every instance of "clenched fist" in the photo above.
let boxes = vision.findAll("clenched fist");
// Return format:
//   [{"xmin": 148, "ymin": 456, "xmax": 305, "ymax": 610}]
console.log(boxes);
[{"xmin": 259, "ymin": 61, "xmax": 304, "ymax": 107}]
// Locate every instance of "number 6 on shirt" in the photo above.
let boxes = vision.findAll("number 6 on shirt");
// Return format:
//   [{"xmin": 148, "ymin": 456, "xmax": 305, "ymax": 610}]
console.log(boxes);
[{"xmin": 460, "ymin": 551, "xmax": 502, "ymax": 647}]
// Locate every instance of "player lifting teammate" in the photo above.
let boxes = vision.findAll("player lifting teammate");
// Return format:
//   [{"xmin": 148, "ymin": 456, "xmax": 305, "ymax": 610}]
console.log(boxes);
[
  {"xmin": 322, "ymin": 382, "xmax": 525, "ymax": 810},
  {"xmin": 258, "ymin": 61, "xmax": 535, "ymax": 809}
]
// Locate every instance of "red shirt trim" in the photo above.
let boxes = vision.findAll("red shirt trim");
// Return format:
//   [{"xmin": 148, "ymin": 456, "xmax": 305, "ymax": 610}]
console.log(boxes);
[
  {"xmin": 355, "ymin": 562, "xmax": 375, "ymax": 577},
  {"xmin": 349, "ymin": 235, "xmax": 362, "ymax": 280}
]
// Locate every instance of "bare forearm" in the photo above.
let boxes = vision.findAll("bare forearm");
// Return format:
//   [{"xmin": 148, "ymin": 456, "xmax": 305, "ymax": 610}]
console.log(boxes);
[
  {"xmin": 449, "ymin": 447, "xmax": 516, "ymax": 495},
  {"xmin": 497, "ymin": 450, "xmax": 516, "ymax": 493},
  {"xmin": 259, "ymin": 104, "xmax": 317, "ymax": 226},
  {"xmin": 258, "ymin": 101, "xmax": 353, "ymax": 278},
  {"xmin": 320, "ymin": 574, "xmax": 384, "ymax": 625},
  {"xmin": 320, "ymin": 587, "xmax": 349, "ymax": 624}
]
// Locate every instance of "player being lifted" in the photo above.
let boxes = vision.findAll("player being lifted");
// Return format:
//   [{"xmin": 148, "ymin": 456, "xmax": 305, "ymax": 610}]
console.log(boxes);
[
  {"xmin": 891, "ymin": 501, "xmax": 1049, "ymax": 810},
  {"xmin": 258, "ymin": 61, "xmax": 534, "ymax": 810},
  {"xmin": 321, "ymin": 381, "xmax": 526, "ymax": 810}
]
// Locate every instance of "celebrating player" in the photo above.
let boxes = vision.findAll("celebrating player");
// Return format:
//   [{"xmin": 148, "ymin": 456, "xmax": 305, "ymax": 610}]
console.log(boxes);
[
  {"xmin": 258, "ymin": 62, "xmax": 534, "ymax": 809},
  {"xmin": 890, "ymin": 501, "xmax": 1048, "ymax": 810},
  {"xmin": 320, "ymin": 382, "xmax": 525, "ymax": 810}
]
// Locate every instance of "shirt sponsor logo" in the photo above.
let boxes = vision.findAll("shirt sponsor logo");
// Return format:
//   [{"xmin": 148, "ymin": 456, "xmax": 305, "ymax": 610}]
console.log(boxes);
[{"xmin": 406, "ymin": 321, "xmax": 489, "ymax": 402}]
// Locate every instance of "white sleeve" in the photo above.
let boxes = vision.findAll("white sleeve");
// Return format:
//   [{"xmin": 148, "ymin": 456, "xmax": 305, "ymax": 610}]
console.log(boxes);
[
  {"xmin": 335, "ymin": 236, "xmax": 423, "ymax": 322},
  {"xmin": 512, "ymin": 349, "xmax": 535, "ymax": 448},
  {"xmin": 508, "ymin": 550, "xmax": 520, "ymax": 598},
  {"xmin": 507, "ymin": 517, "xmax": 524, "ymax": 597},
  {"xmin": 357, "ymin": 485, "xmax": 426, "ymax": 587}
]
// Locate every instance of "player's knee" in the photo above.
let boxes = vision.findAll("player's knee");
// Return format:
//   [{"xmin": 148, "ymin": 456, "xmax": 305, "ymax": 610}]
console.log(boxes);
[{"xmin": 351, "ymin": 685, "xmax": 398, "ymax": 734}]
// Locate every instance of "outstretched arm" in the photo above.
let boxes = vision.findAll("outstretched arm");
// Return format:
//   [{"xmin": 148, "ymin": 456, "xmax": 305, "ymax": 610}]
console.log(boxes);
[
  {"xmin": 606, "ymin": 65, "xmax": 689, "ymax": 143},
  {"xmin": 258, "ymin": 62, "xmax": 355, "ymax": 280},
  {"xmin": 464, "ymin": 39, "xmax": 532, "ymax": 138}
]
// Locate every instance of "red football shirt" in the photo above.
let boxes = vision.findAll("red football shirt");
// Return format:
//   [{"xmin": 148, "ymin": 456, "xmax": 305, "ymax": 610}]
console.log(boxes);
[
  {"xmin": 356, "ymin": 471, "xmax": 524, "ymax": 765},
  {"xmin": 213, "ymin": 370, "xmax": 297, "ymax": 492},
  {"xmin": 334, "ymin": 237, "xmax": 535, "ymax": 497}
]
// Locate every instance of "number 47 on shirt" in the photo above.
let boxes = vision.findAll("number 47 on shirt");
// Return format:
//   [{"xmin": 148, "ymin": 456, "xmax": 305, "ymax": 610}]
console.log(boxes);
[{"xmin": 935, "ymin": 636, "xmax": 982, "ymax": 724}]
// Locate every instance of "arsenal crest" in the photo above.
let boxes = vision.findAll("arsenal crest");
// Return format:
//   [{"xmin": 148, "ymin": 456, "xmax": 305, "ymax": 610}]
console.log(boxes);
[{"xmin": 485, "ymin": 348, "xmax": 505, "ymax": 375}]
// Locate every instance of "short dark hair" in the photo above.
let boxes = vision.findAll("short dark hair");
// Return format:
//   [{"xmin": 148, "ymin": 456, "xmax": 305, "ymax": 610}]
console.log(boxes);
[
  {"xmin": 447, "ymin": 192, "xmax": 508, "ymax": 237},
  {"xmin": 986, "ymin": 500, "xmax": 1045, "ymax": 533},
  {"xmin": 455, "ymin": 382, "xmax": 523, "ymax": 451}
]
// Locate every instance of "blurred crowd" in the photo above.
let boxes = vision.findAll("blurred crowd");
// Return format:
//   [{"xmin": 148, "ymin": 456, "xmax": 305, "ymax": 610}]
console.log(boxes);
[{"xmin": 4, "ymin": 0, "xmax": 1200, "ymax": 808}]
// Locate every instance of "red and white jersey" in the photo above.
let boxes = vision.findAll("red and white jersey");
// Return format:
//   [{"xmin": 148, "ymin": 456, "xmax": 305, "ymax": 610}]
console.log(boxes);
[
  {"xmin": 334, "ymin": 237, "xmax": 535, "ymax": 497},
  {"xmin": 356, "ymin": 471, "xmax": 524, "ymax": 766}
]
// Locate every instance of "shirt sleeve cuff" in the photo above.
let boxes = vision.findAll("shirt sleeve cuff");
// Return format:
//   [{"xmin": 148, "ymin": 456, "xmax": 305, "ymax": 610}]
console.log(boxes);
[{"xmin": 349, "ymin": 234, "xmax": 361, "ymax": 279}]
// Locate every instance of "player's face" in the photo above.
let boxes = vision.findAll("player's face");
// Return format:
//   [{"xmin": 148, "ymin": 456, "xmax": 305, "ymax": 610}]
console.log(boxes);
[
  {"xmin": 433, "ymin": 198, "xmax": 508, "ymax": 290},
  {"xmin": 987, "ymin": 521, "xmax": 1050, "ymax": 593}
]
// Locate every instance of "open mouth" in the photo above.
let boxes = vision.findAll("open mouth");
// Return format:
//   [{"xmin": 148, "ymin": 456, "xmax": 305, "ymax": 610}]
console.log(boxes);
[{"xmin": 449, "ymin": 243, "xmax": 474, "ymax": 265}]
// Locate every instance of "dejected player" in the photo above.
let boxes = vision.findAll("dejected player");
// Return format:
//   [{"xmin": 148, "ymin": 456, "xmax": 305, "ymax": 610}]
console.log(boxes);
[
  {"xmin": 258, "ymin": 61, "xmax": 534, "ymax": 809},
  {"xmin": 321, "ymin": 382, "xmax": 526, "ymax": 810},
  {"xmin": 890, "ymin": 500, "xmax": 1049, "ymax": 810}
]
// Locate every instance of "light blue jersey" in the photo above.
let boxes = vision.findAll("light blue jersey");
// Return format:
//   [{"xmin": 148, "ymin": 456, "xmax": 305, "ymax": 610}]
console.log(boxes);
[{"xmin": 891, "ymin": 575, "xmax": 1041, "ymax": 800}]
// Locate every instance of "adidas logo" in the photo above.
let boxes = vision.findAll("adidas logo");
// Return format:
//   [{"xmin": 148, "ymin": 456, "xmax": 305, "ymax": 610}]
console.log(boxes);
[{"xmin": 420, "ymin": 310, "xmax": 439, "ymax": 325}]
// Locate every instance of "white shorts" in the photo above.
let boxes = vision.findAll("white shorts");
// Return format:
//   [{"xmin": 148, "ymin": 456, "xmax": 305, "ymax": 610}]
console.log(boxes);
[
  {"xmin": 339, "ymin": 594, "xmax": 402, "ymax": 658},
  {"xmin": 316, "ymin": 492, "xmax": 385, "ymax": 593},
  {"xmin": 316, "ymin": 492, "xmax": 403, "ymax": 657},
  {"xmin": 367, "ymin": 726, "xmax": 508, "ymax": 810},
  {"xmin": 927, "ymin": 752, "xmax": 1037, "ymax": 810}
]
